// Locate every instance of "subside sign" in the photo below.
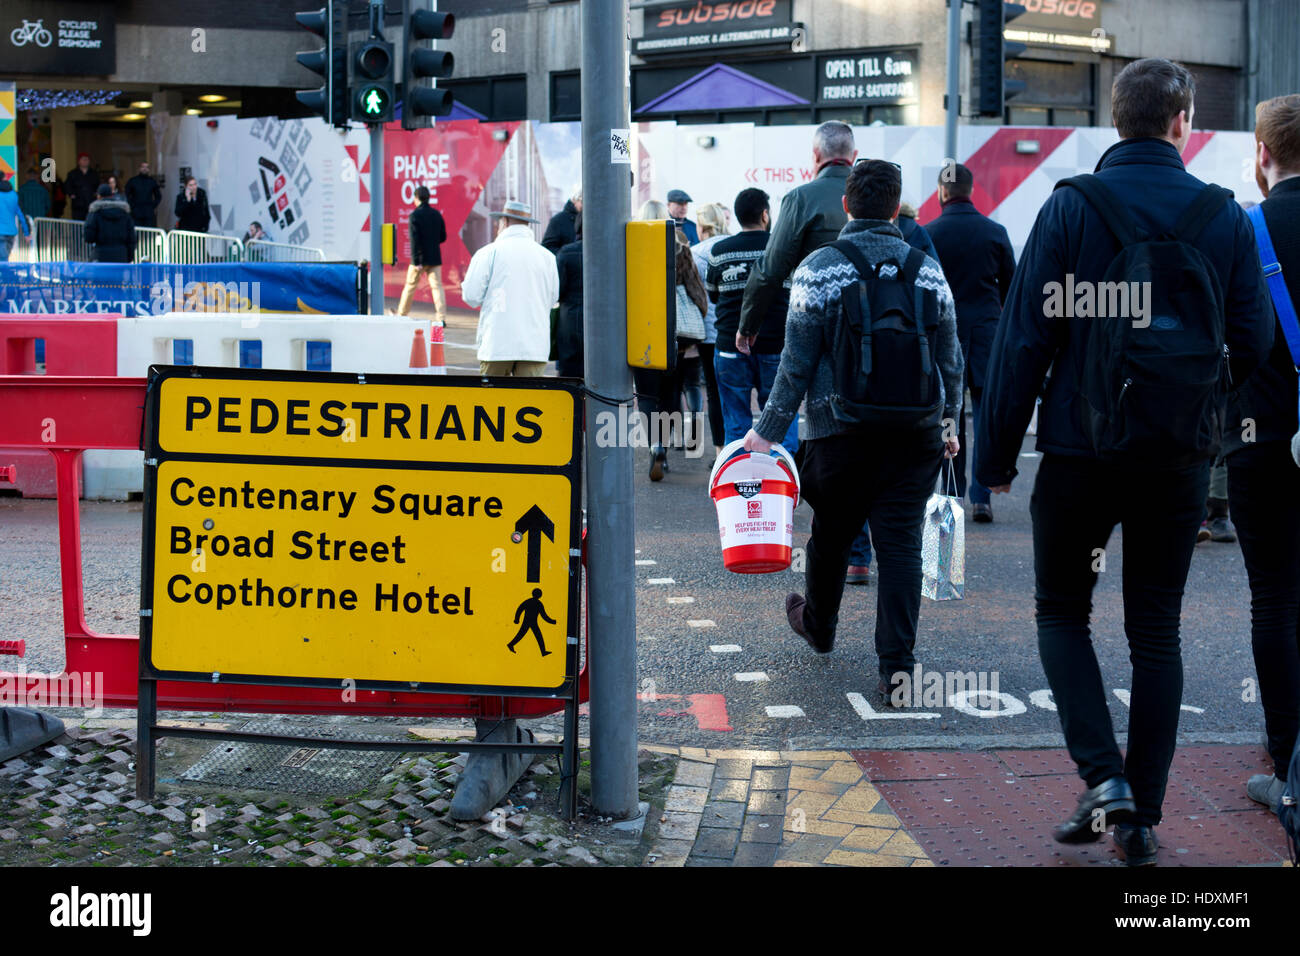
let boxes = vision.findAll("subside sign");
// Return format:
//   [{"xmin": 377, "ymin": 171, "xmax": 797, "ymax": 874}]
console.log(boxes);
[{"xmin": 141, "ymin": 367, "xmax": 582, "ymax": 694}]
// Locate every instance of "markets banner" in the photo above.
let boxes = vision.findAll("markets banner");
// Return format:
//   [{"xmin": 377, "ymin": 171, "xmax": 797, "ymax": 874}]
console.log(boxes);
[{"xmin": 0, "ymin": 262, "xmax": 360, "ymax": 316}]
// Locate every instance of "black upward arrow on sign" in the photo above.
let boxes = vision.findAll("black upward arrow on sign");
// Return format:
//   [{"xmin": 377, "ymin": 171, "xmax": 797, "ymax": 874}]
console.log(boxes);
[{"xmin": 514, "ymin": 505, "xmax": 555, "ymax": 584}]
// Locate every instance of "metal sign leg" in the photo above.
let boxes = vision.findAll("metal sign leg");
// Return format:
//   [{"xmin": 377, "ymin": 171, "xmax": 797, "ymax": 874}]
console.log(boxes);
[{"xmin": 136, "ymin": 677, "xmax": 157, "ymax": 800}]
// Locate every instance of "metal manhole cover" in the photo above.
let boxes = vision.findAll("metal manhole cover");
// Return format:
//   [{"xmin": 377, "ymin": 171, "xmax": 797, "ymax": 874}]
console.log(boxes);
[{"xmin": 176, "ymin": 720, "xmax": 402, "ymax": 795}]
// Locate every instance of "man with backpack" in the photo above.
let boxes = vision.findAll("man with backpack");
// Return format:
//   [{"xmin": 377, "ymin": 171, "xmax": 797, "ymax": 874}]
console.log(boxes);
[
  {"xmin": 1222, "ymin": 94, "xmax": 1300, "ymax": 820},
  {"xmin": 978, "ymin": 58, "xmax": 1274, "ymax": 865},
  {"xmin": 743, "ymin": 159, "xmax": 963, "ymax": 701},
  {"xmin": 926, "ymin": 163, "xmax": 1017, "ymax": 523}
]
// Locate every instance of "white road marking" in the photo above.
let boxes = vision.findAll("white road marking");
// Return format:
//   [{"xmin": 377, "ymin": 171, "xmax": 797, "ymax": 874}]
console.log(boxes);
[
  {"xmin": 1112, "ymin": 688, "xmax": 1204, "ymax": 714},
  {"xmin": 734, "ymin": 672, "xmax": 769, "ymax": 682},
  {"xmin": 1028, "ymin": 689, "xmax": 1057, "ymax": 712},
  {"xmin": 846, "ymin": 692, "xmax": 940, "ymax": 721},
  {"xmin": 948, "ymin": 690, "xmax": 1028, "ymax": 718},
  {"xmin": 687, "ymin": 619, "xmax": 716, "ymax": 628},
  {"xmin": 635, "ymin": 559, "xmax": 657, "ymax": 566},
  {"xmin": 667, "ymin": 596, "xmax": 695, "ymax": 604},
  {"xmin": 1019, "ymin": 452, "xmax": 1041, "ymax": 459},
  {"xmin": 647, "ymin": 577, "xmax": 675, "ymax": 585},
  {"xmin": 765, "ymin": 705, "xmax": 805, "ymax": 718},
  {"xmin": 710, "ymin": 644, "xmax": 742, "ymax": 653}
]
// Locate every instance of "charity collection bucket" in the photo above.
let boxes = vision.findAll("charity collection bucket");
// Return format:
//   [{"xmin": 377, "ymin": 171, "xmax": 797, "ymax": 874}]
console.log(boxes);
[{"xmin": 708, "ymin": 439, "xmax": 801, "ymax": 573}]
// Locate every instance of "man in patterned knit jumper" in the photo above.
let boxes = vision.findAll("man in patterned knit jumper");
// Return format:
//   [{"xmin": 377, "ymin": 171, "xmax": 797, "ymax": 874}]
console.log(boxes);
[{"xmin": 743, "ymin": 160, "xmax": 963, "ymax": 702}]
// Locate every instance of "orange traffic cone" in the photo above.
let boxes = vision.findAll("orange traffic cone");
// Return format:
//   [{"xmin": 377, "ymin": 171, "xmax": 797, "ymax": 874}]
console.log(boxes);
[
  {"xmin": 409, "ymin": 328, "xmax": 430, "ymax": 374},
  {"xmin": 428, "ymin": 321, "xmax": 447, "ymax": 375}
]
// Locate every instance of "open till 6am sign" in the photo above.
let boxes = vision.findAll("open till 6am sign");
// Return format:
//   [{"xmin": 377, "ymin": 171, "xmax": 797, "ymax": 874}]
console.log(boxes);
[{"xmin": 139, "ymin": 366, "xmax": 583, "ymax": 695}]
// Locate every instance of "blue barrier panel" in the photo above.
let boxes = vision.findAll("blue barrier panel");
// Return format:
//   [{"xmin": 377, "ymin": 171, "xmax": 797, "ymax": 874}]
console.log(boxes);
[
  {"xmin": 305, "ymin": 340, "xmax": 331, "ymax": 371},
  {"xmin": 238, "ymin": 340, "xmax": 262, "ymax": 368},
  {"xmin": 0, "ymin": 261, "xmax": 360, "ymax": 316}
]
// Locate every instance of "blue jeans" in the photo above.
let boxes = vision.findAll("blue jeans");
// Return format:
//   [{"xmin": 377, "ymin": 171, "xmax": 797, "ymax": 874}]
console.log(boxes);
[
  {"xmin": 850, "ymin": 521, "xmax": 872, "ymax": 568},
  {"xmin": 0, "ymin": 235, "xmax": 15, "ymax": 261},
  {"xmin": 954, "ymin": 387, "xmax": 990, "ymax": 505},
  {"xmin": 714, "ymin": 349, "xmax": 798, "ymax": 451}
]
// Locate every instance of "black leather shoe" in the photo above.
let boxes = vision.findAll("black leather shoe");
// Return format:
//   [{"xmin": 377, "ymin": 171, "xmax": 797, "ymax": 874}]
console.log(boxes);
[
  {"xmin": 785, "ymin": 594, "xmax": 832, "ymax": 654},
  {"xmin": 972, "ymin": 503, "xmax": 993, "ymax": 523},
  {"xmin": 1053, "ymin": 776, "xmax": 1136, "ymax": 844},
  {"xmin": 1113, "ymin": 823, "xmax": 1159, "ymax": 866},
  {"xmin": 877, "ymin": 678, "xmax": 903, "ymax": 709}
]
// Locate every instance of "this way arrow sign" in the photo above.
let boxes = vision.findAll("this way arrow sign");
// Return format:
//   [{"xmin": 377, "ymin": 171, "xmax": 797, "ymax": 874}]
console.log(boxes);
[{"xmin": 513, "ymin": 505, "xmax": 555, "ymax": 583}]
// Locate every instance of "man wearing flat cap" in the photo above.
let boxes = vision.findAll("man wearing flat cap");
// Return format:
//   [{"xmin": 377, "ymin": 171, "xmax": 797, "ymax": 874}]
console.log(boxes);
[
  {"xmin": 667, "ymin": 189, "xmax": 699, "ymax": 244},
  {"xmin": 461, "ymin": 200, "xmax": 559, "ymax": 377}
]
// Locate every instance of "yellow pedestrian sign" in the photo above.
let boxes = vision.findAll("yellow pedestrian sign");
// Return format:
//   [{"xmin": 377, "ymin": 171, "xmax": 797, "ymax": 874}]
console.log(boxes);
[{"xmin": 140, "ymin": 367, "xmax": 582, "ymax": 695}]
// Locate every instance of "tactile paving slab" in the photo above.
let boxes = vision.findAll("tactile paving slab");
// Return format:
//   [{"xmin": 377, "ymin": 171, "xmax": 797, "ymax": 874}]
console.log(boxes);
[{"xmin": 851, "ymin": 746, "xmax": 1289, "ymax": 867}]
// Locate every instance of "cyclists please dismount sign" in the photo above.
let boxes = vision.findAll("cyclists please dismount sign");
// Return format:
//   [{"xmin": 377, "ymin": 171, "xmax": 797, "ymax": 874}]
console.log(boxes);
[{"xmin": 140, "ymin": 366, "xmax": 582, "ymax": 694}]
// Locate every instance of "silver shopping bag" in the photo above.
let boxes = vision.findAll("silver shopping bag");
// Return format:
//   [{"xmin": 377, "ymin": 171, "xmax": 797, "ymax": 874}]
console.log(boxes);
[{"xmin": 921, "ymin": 460, "xmax": 965, "ymax": 601}]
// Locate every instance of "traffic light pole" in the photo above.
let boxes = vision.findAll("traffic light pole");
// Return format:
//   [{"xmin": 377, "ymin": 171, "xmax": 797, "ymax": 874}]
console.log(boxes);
[
  {"xmin": 946, "ymin": 0, "xmax": 961, "ymax": 161},
  {"xmin": 369, "ymin": 122, "xmax": 384, "ymax": 316},
  {"xmin": 581, "ymin": 0, "xmax": 638, "ymax": 818}
]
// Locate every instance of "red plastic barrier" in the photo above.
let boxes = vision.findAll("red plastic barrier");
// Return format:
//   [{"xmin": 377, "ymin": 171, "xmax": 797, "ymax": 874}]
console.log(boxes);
[
  {"xmin": 0, "ymin": 315, "xmax": 119, "ymax": 375},
  {"xmin": 1, "ymin": 316, "xmax": 120, "ymax": 498},
  {"xmin": 0, "ymin": 375, "xmax": 586, "ymax": 719}
]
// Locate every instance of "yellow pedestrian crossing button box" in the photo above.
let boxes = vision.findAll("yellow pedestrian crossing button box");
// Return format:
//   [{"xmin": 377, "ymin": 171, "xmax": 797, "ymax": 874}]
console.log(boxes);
[{"xmin": 625, "ymin": 219, "xmax": 677, "ymax": 371}]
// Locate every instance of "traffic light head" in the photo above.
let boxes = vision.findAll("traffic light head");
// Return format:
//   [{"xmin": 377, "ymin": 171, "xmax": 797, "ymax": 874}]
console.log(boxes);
[
  {"xmin": 976, "ymin": 1, "xmax": 1028, "ymax": 117},
  {"xmin": 350, "ymin": 38, "xmax": 396, "ymax": 124},
  {"xmin": 295, "ymin": 3, "xmax": 347, "ymax": 128},
  {"xmin": 402, "ymin": 1, "xmax": 455, "ymax": 129}
]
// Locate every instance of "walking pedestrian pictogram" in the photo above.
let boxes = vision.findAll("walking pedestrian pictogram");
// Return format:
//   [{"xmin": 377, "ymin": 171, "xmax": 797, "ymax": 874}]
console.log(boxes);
[{"xmin": 508, "ymin": 588, "xmax": 556, "ymax": 657}]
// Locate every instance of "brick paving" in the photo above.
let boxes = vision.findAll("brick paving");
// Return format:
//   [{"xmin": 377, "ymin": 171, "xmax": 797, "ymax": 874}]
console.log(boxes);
[
  {"xmin": 2, "ymin": 720, "xmax": 1292, "ymax": 867},
  {"xmin": 0, "ymin": 721, "xmax": 677, "ymax": 868}
]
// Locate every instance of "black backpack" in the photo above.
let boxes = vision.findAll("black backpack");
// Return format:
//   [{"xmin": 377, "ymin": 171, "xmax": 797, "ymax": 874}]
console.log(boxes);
[
  {"xmin": 1055, "ymin": 175, "xmax": 1232, "ymax": 465},
  {"xmin": 827, "ymin": 239, "xmax": 944, "ymax": 430}
]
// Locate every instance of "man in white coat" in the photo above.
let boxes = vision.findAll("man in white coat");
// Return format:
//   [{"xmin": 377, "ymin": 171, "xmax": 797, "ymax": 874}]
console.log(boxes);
[{"xmin": 461, "ymin": 200, "xmax": 559, "ymax": 376}]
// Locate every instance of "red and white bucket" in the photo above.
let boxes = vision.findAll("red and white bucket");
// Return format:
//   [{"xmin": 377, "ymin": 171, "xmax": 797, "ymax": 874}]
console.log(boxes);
[{"xmin": 708, "ymin": 439, "xmax": 800, "ymax": 574}]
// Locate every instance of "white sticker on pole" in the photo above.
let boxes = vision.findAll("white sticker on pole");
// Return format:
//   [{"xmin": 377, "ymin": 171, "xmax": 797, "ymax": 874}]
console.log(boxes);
[{"xmin": 611, "ymin": 129, "xmax": 632, "ymax": 164}]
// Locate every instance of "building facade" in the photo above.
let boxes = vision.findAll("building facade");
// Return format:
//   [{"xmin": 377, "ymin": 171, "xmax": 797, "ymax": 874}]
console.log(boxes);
[{"xmin": 442, "ymin": 0, "xmax": 1298, "ymax": 132}]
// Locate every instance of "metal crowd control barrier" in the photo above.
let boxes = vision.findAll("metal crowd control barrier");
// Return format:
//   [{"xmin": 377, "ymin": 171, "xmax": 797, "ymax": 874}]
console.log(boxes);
[
  {"xmin": 16, "ymin": 221, "xmax": 325, "ymax": 265},
  {"xmin": 0, "ymin": 374, "xmax": 590, "ymax": 720},
  {"xmin": 31, "ymin": 217, "xmax": 91, "ymax": 263},
  {"xmin": 166, "ymin": 229, "xmax": 243, "ymax": 264},
  {"xmin": 133, "ymin": 226, "xmax": 167, "ymax": 263},
  {"xmin": 244, "ymin": 238, "xmax": 326, "ymax": 262}
]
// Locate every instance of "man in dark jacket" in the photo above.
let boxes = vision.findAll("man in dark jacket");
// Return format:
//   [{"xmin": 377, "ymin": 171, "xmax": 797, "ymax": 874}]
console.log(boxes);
[
  {"xmin": 978, "ymin": 58, "xmax": 1273, "ymax": 865},
  {"xmin": 125, "ymin": 162, "xmax": 162, "ymax": 228},
  {"xmin": 83, "ymin": 184, "xmax": 136, "ymax": 263},
  {"xmin": 174, "ymin": 177, "xmax": 210, "ymax": 233},
  {"xmin": 896, "ymin": 202, "xmax": 938, "ymax": 260},
  {"xmin": 738, "ymin": 121, "xmax": 874, "ymax": 582},
  {"xmin": 927, "ymin": 163, "xmax": 1017, "ymax": 522},
  {"xmin": 738, "ymin": 121, "xmax": 857, "ymax": 347},
  {"xmin": 706, "ymin": 187, "xmax": 798, "ymax": 450},
  {"xmin": 743, "ymin": 159, "xmax": 963, "ymax": 697},
  {"xmin": 397, "ymin": 185, "xmax": 448, "ymax": 322},
  {"xmin": 64, "ymin": 153, "xmax": 98, "ymax": 221},
  {"xmin": 555, "ymin": 219, "xmax": 583, "ymax": 378},
  {"xmin": 18, "ymin": 168, "xmax": 50, "ymax": 221},
  {"xmin": 1222, "ymin": 93, "xmax": 1300, "ymax": 813},
  {"xmin": 542, "ymin": 186, "xmax": 581, "ymax": 254},
  {"xmin": 666, "ymin": 189, "xmax": 699, "ymax": 245}
]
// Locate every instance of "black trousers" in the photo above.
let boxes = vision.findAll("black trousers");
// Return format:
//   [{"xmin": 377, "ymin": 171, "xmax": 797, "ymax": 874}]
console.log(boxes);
[
  {"xmin": 697, "ymin": 342, "xmax": 725, "ymax": 449},
  {"xmin": 1031, "ymin": 452, "xmax": 1209, "ymax": 827},
  {"xmin": 1228, "ymin": 442, "xmax": 1300, "ymax": 778},
  {"xmin": 800, "ymin": 429, "xmax": 943, "ymax": 680}
]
